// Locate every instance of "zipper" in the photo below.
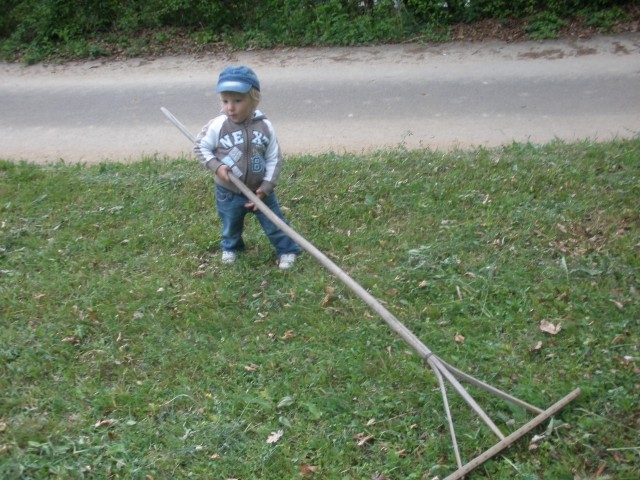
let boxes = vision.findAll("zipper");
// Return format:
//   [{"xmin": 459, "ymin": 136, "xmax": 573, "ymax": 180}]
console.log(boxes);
[{"xmin": 243, "ymin": 116, "xmax": 253, "ymax": 189}]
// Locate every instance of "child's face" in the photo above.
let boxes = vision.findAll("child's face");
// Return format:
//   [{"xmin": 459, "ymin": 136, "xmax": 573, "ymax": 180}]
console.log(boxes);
[{"xmin": 220, "ymin": 92, "xmax": 254, "ymax": 124}]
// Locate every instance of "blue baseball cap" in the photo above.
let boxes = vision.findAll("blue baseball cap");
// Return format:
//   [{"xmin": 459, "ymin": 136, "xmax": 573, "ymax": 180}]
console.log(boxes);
[{"xmin": 216, "ymin": 65, "xmax": 260, "ymax": 93}]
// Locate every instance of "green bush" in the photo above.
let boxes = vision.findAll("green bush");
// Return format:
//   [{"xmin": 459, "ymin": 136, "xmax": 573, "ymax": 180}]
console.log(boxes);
[
  {"xmin": 526, "ymin": 11, "xmax": 567, "ymax": 39},
  {"xmin": 0, "ymin": 0, "xmax": 637, "ymax": 62},
  {"xmin": 585, "ymin": 5, "xmax": 630, "ymax": 32}
]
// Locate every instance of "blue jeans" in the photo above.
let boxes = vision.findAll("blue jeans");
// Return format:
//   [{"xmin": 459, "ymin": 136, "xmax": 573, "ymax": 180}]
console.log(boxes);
[{"xmin": 215, "ymin": 185, "xmax": 302, "ymax": 257}]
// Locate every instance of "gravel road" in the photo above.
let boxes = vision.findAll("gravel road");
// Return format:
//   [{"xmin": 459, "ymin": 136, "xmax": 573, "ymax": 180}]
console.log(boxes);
[{"xmin": 1, "ymin": 33, "xmax": 638, "ymax": 163}]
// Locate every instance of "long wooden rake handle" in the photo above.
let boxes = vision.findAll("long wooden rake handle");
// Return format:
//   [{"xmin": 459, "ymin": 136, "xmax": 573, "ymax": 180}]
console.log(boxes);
[
  {"xmin": 161, "ymin": 106, "xmax": 580, "ymax": 478},
  {"xmin": 161, "ymin": 108, "xmax": 440, "ymax": 360},
  {"xmin": 160, "ymin": 107, "xmax": 504, "ymax": 433}
]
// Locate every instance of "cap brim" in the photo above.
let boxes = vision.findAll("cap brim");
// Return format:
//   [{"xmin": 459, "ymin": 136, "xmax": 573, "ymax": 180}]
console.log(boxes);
[{"xmin": 216, "ymin": 81, "xmax": 252, "ymax": 93}]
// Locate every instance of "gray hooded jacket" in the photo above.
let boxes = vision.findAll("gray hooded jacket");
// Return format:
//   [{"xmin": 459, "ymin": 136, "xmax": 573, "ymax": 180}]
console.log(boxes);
[{"xmin": 193, "ymin": 110, "xmax": 283, "ymax": 195}]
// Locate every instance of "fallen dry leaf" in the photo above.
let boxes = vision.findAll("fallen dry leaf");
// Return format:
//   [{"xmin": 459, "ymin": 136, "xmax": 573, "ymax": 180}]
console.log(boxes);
[
  {"xmin": 277, "ymin": 396, "xmax": 295, "ymax": 409},
  {"xmin": 299, "ymin": 463, "xmax": 319, "ymax": 477},
  {"xmin": 355, "ymin": 433, "xmax": 375, "ymax": 446},
  {"xmin": 454, "ymin": 333, "xmax": 465, "ymax": 344},
  {"xmin": 281, "ymin": 330, "xmax": 295, "ymax": 340},
  {"xmin": 612, "ymin": 334, "xmax": 626, "ymax": 344},
  {"xmin": 94, "ymin": 419, "xmax": 116, "ymax": 428},
  {"xmin": 532, "ymin": 341, "xmax": 543, "ymax": 351},
  {"xmin": 266, "ymin": 429, "xmax": 284, "ymax": 444},
  {"xmin": 86, "ymin": 308, "xmax": 99, "ymax": 324},
  {"xmin": 321, "ymin": 287, "xmax": 336, "ymax": 307},
  {"xmin": 244, "ymin": 364, "xmax": 259, "ymax": 372},
  {"xmin": 539, "ymin": 320, "xmax": 562, "ymax": 335},
  {"xmin": 593, "ymin": 464, "xmax": 606, "ymax": 476},
  {"xmin": 610, "ymin": 299, "xmax": 624, "ymax": 310},
  {"xmin": 531, "ymin": 434, "xmax": 546, "ymax": 443}
]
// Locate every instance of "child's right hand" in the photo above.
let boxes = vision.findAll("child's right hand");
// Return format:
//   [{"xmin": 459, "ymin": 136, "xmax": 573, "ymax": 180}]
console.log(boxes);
[{"xmin": 216, "ymin": 165, "xmax": 230, "ymax": 182}]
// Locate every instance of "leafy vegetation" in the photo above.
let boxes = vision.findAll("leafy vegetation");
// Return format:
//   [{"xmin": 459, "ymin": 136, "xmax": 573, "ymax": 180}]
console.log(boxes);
[
  {"xmin": 1, "ymin": 139, "xmax": 638, "ymax": 478},
  {"xmin": 1, "ymin": 0, "xmax": 638, "ymax": 63}
]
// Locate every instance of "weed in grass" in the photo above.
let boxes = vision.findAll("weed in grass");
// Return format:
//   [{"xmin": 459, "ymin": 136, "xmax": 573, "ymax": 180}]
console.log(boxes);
[{"xmin": 1, "ymin": 140, "xmax": 639, "ymax": 478}]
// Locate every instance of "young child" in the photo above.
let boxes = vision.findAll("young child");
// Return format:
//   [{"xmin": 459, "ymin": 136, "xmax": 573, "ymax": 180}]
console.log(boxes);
[{"xmin": 193, "ymin": 65, "xmax": 301, "ymax": 270}]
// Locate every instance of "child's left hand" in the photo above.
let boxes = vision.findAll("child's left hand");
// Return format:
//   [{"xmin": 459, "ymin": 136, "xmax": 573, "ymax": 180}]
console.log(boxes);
[{"xmin": 244, "ymin": 189, "xmax": 266, "ymax": 211}]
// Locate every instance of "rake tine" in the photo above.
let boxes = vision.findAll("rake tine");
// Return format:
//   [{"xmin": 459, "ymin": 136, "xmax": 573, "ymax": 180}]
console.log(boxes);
[
  {"xmin": 434, "ymin": 367, "xmax": 463, "ymax": 469},
  {"xmin": 427, "ymin": 356, "xmax": 505, "ymax": 440},
  {"xmin": 440, "ymin": 360, "xmax": 544, "ymax": 414},
  {"xmin": 443, "ymin": 388, "xmax": 581, "ymax": 480}
]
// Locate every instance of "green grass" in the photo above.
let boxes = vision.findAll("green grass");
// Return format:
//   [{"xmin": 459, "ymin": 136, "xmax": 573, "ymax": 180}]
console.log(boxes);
[{"xmin": 1, "ymin": 140, "xmax": 639, "ymax": 479}]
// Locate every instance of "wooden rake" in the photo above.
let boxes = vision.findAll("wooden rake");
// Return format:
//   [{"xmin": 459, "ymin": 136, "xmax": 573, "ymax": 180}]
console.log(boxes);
[{"xmin": 161, "ymin": 107, "xmax": 580, "ymax": 479}]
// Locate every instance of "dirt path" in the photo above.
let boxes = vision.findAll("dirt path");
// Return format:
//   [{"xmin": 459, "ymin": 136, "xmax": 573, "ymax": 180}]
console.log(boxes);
[{"xmin": 1, "ymin": 33, "xmax": 639, "ymax": 162}]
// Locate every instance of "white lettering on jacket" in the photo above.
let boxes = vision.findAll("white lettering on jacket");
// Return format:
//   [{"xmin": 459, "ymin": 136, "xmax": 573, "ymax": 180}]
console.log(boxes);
[
  {"xmin": 219, "ymin": 130, "xmax": 245, "ymax": 149},
  {"xmin": 220, "ymin": 130, "xmax": 268, "ymax": 150},
  {"xmin": 252, "ymin": 130, "xmax": 268, "ymax": 146}
]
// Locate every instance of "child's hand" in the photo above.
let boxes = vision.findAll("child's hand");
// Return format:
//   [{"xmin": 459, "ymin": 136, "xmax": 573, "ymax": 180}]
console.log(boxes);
[
  {"xmin": 244, "ymin": 189, "xmax": 266, "ymax": 211},
  {"xmin": 216, "ymin": 165, "xmax": 231, "ymax": 182}
]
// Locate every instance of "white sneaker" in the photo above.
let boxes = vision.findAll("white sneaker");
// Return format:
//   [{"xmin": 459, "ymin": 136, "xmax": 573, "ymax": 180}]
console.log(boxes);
[
  {"xmin": 221, "ymin": 251, "xmax": 237, "ymax": 264},
  {"xmin": 278, "ymin": 253, "xmax": 296, "ymax": 270}
]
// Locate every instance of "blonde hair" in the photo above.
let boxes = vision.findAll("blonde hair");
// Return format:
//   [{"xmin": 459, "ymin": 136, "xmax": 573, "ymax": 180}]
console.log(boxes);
[{"xmin": 248, "ymin": 87, "xmax": 261, "ymax": 107}]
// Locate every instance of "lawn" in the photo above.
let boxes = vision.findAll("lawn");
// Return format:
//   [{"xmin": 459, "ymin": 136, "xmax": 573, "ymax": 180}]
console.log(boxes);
[{"xmin": 1, "ymin": 139, "xmax": 638, "ymax": 479}]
